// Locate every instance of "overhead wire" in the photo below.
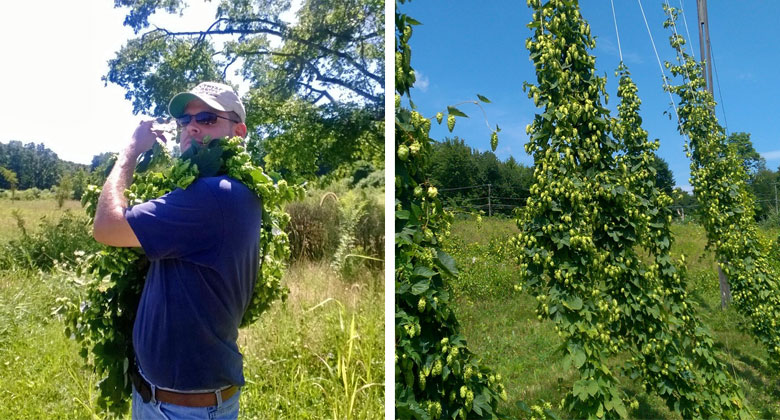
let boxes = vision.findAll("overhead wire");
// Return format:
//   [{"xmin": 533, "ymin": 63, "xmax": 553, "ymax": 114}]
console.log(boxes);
[
  {"xmin": 678, "ymin": 0, "xmax": 696, "ymax": 61},
  {"xmin": 677, "ymin": 1, "xmax": 730, "ymax": 135},
  {"xmin": 609, "ymin": 0, "xmax": 624, "ymax": 63},
  {"xmin": 710, "ymin": 47, "xmax": 730, "ymax": 135},
  {"xmin": 636, "ymin": 0, "xmax": 686, "ymax": 140}
]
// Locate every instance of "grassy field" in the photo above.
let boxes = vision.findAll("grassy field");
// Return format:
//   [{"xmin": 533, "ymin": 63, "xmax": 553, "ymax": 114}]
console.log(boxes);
[
  {"xmin": 0, "ymin": 199, "xmax": 384, "ymax": 419},
  {"xmin": 0, "ymin": 198, "xmax": 82, "ymax": 241},
  {"xmin": 445, "ymin": 216, "xmax": 780, "ymax": 419}
]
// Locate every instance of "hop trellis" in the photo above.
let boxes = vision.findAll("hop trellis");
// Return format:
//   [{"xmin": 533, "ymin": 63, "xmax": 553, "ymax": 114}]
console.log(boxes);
[
  {"xmin": 663, "ymin": 4, "xmax": 780, "ymax": 376},
  {"xmin": 395, "ymin": 3, "xmax": 506, "ymax": 419},
  {"xmin": 512, "ymin": 0, "xmax": 747, "ymax": 418}
]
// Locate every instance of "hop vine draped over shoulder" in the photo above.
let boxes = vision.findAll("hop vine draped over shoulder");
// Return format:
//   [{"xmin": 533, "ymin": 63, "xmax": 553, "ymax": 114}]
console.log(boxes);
[{"xmin": 63, "ymin": 137, "xmax": 303, "ymax": 416}]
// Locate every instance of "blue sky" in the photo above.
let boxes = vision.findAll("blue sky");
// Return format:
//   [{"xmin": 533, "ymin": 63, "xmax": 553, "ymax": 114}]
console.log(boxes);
[
  {"xmin": 0, "ymin": 0, "xmax": 298, "ymax": 165},
  {"xmin": 400, "ymin": 0, "xmax": 780, "ymax": 191}
]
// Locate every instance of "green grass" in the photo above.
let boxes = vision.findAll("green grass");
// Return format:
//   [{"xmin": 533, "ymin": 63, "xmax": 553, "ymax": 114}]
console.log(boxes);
[
  {"xmin": 0, "ymin": 258, "xmax": 383, "ymax": 419},
  {"xmin": 446, "ymin": 216, "xmax": 780, "ymax": 419},
  {"xmin": 239, "ymin": 262, "xmax": 384, "ymax": 419},
  {"xmin": 0, "ymin": 269, "xmax": 101, "ymax": 419},
  {"xmin": 0, "ymin": 198, "xmax": 82, "ymax": 241}
]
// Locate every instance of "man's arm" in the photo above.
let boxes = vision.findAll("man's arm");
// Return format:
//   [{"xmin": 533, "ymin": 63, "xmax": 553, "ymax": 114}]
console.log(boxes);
[{"xmin": 93, "ymin": 121, "xmax": 161, "ymax": 247}]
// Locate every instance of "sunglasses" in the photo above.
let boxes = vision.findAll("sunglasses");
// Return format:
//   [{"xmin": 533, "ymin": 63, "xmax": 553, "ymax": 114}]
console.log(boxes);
[{"xmin": 176, "ymin": 111, "xmax": 240, "ymax": 127}]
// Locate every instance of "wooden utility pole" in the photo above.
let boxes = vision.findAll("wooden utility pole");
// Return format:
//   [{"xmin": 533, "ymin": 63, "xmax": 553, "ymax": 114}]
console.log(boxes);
[
  {"xmin": 697, "ymin": 0, "xmax": 731, "ymax": 308},
  {"xmin": 696, "ymin": 0, "xmax": 714, "ymax": 96},
  {"xmin": 487, "ymin": 184, "xmax": 492, "ymax": 217}
]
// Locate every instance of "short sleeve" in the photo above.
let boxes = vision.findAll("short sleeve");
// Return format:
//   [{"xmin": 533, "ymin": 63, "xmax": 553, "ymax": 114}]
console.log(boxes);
[{"xmin": 125, "ymin": 179, "xmax": 223, "ymax": 262}]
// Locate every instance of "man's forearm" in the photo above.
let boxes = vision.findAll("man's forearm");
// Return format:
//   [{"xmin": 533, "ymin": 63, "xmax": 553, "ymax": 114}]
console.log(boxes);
[
  {"xmin": 98, "ymin": 148, "xmax": 138, "ymax": 215},
  {"xmin": 93, "ymin": 147, "xmax": 142, "ymax": 246}
]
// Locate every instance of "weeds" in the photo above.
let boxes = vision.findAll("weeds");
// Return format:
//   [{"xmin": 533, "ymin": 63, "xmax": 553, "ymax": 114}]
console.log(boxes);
[
  {"xmin": 286, "ymin": 181, "xmax": 384, "ymax": 275},
  {"xmin": 0, "ymin": 210, "xmax": 99, "ymax": 271}
]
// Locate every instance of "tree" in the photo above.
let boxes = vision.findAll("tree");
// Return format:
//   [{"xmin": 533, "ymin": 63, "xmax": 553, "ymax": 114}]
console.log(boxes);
[
  {"xmin": 90, "ymin": 152, "xmax": 115, "ymax": 172},
  {"xmin": 254, "ymin": 98, "xmax": 383, "ymax": 181},
  {"xmin": 749, "ymin": 167, "xmax": 778, "ymax": 220},
  {"xmin": 427, "ymin": 137, "xmax": 478, "ymax": 189},
  {"xmin": 89, "ymin": 152, "xmax": 118, "ymax": 186},
  {"xmin": 0, "ymin": 166, "xmax": 18, "ymax": 198},
  {"xmin": 105, "ymin": 0, "xmax": 384, "ymax": 181},
  {"xmin": 727, "ymin": 132, "xmax": 765, "ymax": 179},
  {"xmin": 0, "ymin": 141, "xmax": 62, "ymax": 190},
  {"xmin": 56, "ymin": 173, "xmax": 74, "ymax": 208},
  {"xmin": 426, "ymin": 138, "xmax": 534, "ymax": 214},
  {"xmin": 70, "ymin": 169, "xmax": 90, "ymax": 200},
  {"xmin": 651, "ymin": 154, "xmax": 675, "ymax": 194}
]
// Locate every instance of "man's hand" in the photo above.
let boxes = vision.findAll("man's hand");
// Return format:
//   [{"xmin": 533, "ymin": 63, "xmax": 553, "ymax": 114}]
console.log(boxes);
[{"xmin": 128, "ymin": 120, "xmax": 167, "ymax": 157}]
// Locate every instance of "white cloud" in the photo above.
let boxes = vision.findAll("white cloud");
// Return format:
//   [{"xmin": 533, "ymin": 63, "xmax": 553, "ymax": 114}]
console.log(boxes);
[
  {"xmin": 761, "ymin": 150, "xmax": 780, "ymax": 161},
  {"xmin": 414, "ymin": 71, "xmax": 430, "ymax": 93},
  {"xmin": 597, "ymin": 38, "xmax": 644, "ymax": 65}
]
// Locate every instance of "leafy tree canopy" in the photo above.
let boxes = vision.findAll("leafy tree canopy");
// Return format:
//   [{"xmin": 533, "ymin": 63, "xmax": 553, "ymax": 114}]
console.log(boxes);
[
  {"xmin": 106, "ymin": 0, "xmax": 384, "ymax": 181},
  {"xmin": 0, "ymin": 141, "xmax": 63, "ymax": 190},
  {"xmin": 650, "ymin": 154, "xmax": 675, "ymax": 194},
  {"xmin": 726, "ymin": 131, "xmax": 765, "ymax": 178}
]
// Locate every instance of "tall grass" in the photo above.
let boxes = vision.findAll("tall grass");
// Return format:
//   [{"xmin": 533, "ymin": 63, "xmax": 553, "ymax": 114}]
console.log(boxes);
[
  {"xmin": 285, "ymin": 181, "xmax": 384, "ymax": 275},
  {"xmin": 236, "ymin": 261, "xmax": 384, "ymax": 419},
  {"xmin": 0, "ymin": 269, "xmax": 102, "ymax": 419},
  {"xmin": 0, "ymin": 261, "xmax": 383, "ymax": 419},
  {"xmin": 0, "ymin": 210, "xmax": 99, "ymax": 271},
  {"xmin": 446, "ymin": 216, "xmax": 780, "ymax": 419},
  {"xmin": 0, "ymin": 198, "xmax": 81, "ymax": 241},
  {"xmin": 0, "ymin": 191, "xmax": 384, "ymax": 419}
]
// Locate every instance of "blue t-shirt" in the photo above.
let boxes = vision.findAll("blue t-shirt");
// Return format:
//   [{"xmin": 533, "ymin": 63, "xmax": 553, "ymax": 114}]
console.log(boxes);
[{"xmin": 125, "ymin": 175, "xmax": 262, "ymax": 391}]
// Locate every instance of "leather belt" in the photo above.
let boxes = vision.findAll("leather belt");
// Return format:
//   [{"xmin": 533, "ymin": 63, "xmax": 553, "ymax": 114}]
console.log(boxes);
[
  {"xmin": 129, "ymin": 362, "xmax": 238, "ymax": 407},
  {"xmin": 155, "ymin": 385, "xmax": 238, "ymax": 407}
]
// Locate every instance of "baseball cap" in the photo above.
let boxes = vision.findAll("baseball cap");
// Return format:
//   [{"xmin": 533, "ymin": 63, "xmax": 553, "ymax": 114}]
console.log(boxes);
[{"xmin": 168, "ymin": 82, "xmax": 246, "ymax": 123}]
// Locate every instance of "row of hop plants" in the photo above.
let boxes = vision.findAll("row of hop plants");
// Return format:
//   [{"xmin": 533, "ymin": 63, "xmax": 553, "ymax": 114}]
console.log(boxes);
[
  {"xmin": 662, "ymin": 4, "xmax": 780, "ymax": 376},
  {"xmin": 395, "ymin": 1, "xmax": 508, "ymax": 419},
  {"xmin": 509, "ymin": 0, "xmax": 753, "ymax": 418}
]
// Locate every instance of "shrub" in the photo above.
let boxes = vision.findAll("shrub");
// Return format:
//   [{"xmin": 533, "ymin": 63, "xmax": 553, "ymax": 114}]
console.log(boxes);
[
  {"xmin": 10, "ymin": 188, "xmax": 55, "ymax": 201},
  {"xmin": 285, "ymin": 193, "xmax": 341, "ymax": 261},
  {"xmin": 284, "ymin": 180, "xmax": 384, "ymax": 272},
  {"xmin": 0, "ymin": 211, "xmax": 99, "ymax": 271}
]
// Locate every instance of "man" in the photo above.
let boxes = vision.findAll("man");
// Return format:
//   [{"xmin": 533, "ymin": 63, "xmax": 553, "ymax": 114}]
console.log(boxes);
[{"xmin": 93, "ymin": 82, "xmax": 261, "ymax": 419}]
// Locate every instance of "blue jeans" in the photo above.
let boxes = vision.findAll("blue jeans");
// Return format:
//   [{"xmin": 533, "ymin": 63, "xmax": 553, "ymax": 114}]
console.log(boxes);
[{"xmin": 131, "ymin": 386, "xmax": 240, "ymax": 419}]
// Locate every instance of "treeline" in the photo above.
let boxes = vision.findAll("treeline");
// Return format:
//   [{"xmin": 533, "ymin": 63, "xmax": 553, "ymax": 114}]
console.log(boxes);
[
  {"xmin": 0, "ymin": 140, "xmax": 107, "ymax": 201},
  {"xmin": 669, "ymin": 132, "xmax": 780, "ymax": 223},
  {"xmin": 0, "ymin": 141, "xmax": 83, "ymax": 190},
  {"xmin": 426, "ymin": 137, "xmax": 675, "ymax": 215},
  {"xmin": 426, "ymin": 134, "xmax": 778, "ymax": 223},
  {"xmin": 425, "ymin": 137, "xmax": 533, "ymax": 213}
]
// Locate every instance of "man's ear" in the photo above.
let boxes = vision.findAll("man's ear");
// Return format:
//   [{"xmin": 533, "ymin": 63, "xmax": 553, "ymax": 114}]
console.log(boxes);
[{"xmin": 234, "ymin": 123, "xmax": 248, "ymax": 138}]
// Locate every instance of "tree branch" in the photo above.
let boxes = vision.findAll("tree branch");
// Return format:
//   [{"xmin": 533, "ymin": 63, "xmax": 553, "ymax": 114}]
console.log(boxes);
[
  {"xmin": 296, "ymin": 81, "xmax": 336, "ymax": 104},
  {"xmin": 144, "ymin": 17, "xmax": 382, "ymax": 84},
  {"xmin": 303, "ymin": 63, "xmax": 381, "ymax": 103}
]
